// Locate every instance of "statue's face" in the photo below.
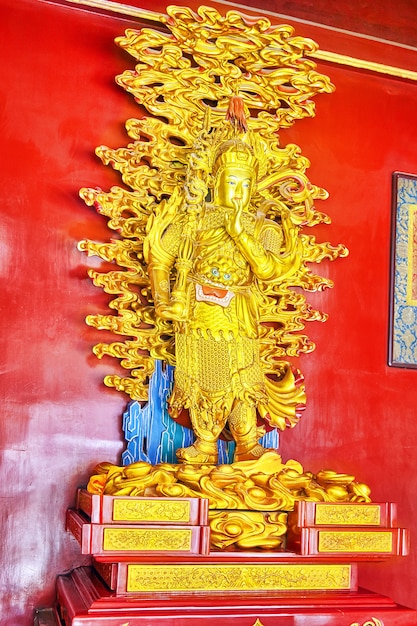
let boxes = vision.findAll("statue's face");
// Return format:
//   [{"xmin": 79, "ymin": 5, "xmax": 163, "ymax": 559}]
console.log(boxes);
[{"xmin": 213, "ymin": 165, "xmax": 254, "ymax": 210}]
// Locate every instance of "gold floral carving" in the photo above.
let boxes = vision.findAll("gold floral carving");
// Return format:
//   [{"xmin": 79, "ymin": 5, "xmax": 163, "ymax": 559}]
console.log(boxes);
[
  {"xmin": 126, "ymin": 562, "xmax": 352, "ymax": 592},
  {"xmin": 112, "ymin": 499, "xmax": 191, "ymax": 522},
  {"xmin": 318, "ymin": 531, "xmax": 393, "ymax": 553},
  {"xmin": 315, "ymin": 503, "xmax": 381, "ymax": 526},
  {"xmin": 103, "ymin": 528, "xmax": 192, "ymax": 552}
]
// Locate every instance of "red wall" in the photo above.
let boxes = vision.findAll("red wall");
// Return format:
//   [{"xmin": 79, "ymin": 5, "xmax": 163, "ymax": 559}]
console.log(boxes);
[
  {"xmin": 2, "ymin": 0, "xmax": 417, "ymax": 622},
  {"xmin": 282, "ymin": 65, "xmax": 417, "ymax": 608},
  {"xmin": 1, "ymin": 2, "xmax": 139, "ymax": 622}
]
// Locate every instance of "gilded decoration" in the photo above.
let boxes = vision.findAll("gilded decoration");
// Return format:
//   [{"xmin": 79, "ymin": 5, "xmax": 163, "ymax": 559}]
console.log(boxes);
[
  {"xmin": 112, "ymin": 498, "xmax": 191, "ymax": 522},
  {"xmin": 126, "ymin": 562, "xmax": 352, "ymax": 592},
  {"xmin": 314, "ymin": 503, "xmax": 381, "ymax": 526},
  {"xmin": 79, "ymin": 5, "xmax": 346, "ymax": 456},
  {"xmin": 87, "ymin": 453, "xmax": 370, "ymax": 550},
  {"xmin": 209, "ymin": 510, "xmax": 287, "ymax": 550},
  {"xmin": 103, "ymin": 527, "xmax": 192, "ymax": 551},
  {"xmin": 318, "ymin": 531, "xmax": 393, "ymax": 553},
  {"xmin": 88, "ymin": 453, "xmax": 370, "ymax": 510}
]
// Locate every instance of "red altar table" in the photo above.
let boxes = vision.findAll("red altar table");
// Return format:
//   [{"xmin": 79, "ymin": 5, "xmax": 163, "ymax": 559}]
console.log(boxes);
[{"xmin": 35, "ymin": 491, "xmax": 417, "ymax": 625}]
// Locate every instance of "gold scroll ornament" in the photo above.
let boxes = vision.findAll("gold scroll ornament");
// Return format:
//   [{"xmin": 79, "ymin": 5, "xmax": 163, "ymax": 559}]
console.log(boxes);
[
  {"xmin": 315, "ymin": 503, "xmax": 381, "ymax": 526},
  {"xmin": 318, "ymin": 531, "xmax": 393, "ymax": 553},
  {"xmin": 103, "ymin": 528, "xmax": 192, "ymax": 552}
]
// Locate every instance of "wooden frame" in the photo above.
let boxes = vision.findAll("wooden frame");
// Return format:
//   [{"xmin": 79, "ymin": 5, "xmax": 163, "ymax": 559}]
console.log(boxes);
[{"xmin": 388, "ymin": 172, "xmax": 417, "ymax": 367}]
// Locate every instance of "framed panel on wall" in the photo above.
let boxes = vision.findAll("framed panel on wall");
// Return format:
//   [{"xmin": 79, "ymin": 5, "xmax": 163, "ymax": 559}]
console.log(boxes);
[{"xmin": 389, "ymin": 172, "xmax": 417, "ymax": 368}]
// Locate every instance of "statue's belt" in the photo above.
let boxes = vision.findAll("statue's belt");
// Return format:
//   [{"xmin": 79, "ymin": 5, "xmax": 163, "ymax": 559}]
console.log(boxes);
[{"xmin": 195, "ymin": 283, "xmax": 235, "ymax": 307}]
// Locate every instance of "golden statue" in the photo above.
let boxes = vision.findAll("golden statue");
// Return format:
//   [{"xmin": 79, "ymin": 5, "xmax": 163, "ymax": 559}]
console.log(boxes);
[
  {"xmin": 78, "ymin": 9, "xmax": 371, "ymax": 547},
  {"xmin": 79, "ymin": 5, "xmax": 349, "ymax": 465},
  {"xmin": 144, "ymin": 111, "xmax": 304, "ymax": 465}
]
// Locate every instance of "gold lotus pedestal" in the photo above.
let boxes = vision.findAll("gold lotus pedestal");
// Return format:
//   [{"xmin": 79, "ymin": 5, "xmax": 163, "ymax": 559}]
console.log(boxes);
[{"xmin": 38, "ymin": 489, "xmax": 417, "ymax": 626}]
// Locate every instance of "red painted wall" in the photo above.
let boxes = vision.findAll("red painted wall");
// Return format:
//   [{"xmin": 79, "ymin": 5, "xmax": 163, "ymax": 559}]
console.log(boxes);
[
  {"xmin": 1, "ymin": 2, "xmax": 139, "ymax": 622},
  {"xmin": 282, "ymin": 65, "xmax": 417, "ymax": 608},
  {"xmin": 1, "ymin": 0, "xmax": 417, "ymax": 623}
]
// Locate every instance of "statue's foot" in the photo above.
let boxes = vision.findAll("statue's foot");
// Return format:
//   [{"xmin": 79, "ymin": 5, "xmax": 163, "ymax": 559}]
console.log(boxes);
[
  {"xmin": 176, "ymin": 443, "xmax": 218, "ymax": 465},
  {"xmin": 233, "ymin": 443, "xmax": 274, "ymax": 462}
]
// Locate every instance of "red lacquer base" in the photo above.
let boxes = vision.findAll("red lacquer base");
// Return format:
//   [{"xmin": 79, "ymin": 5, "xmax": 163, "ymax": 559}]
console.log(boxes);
[
  {"xmin": 39, "ymin": 495, "xmax": 417, "ymax": 625},
  {"xmin": 55, "ymin": 565, "xmax": 417, "ymax": 625}
]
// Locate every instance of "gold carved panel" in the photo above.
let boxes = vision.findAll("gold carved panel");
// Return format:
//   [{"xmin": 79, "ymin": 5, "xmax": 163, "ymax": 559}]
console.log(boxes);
[
  {"xmin": 113, "ymin": 499, "xmax": 191, "ymax": 522},
  {"xmin": 315, "ymin": 504, "xmax": 381, "ymax": 526},
  {"xmin": 318, "ymin": 531, "xmax": 393, "ymax": 553},
  {"xmin": 103, "ymin": 528, "xmax": 192, "ymax": 552},
  {"xmin": 126, "ymin": 563, "xmax": 352, "ymax": 592}
]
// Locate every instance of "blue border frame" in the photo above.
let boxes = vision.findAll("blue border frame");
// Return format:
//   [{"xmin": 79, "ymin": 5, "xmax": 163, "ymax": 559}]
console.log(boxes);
[{"xmin": 388, "ymin": 172, "xmax": 417, "ymax": 368}]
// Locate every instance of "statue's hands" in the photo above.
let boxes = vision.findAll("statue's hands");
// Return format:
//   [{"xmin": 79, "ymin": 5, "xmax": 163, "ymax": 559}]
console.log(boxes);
[
  {"xmin": 155, "ymin": 299, "xmax": 187, "ymax": 323},
  {"xmin": 224, "ymin": 198, "xmax": 244, "ymax": 239},
  {"xmin": 147, "ymin": 187, "xmax": 183, "ymax": 236},
  {"xmin": 144, "ymin": 188, "xmax": 183, "ymax": 263},
  {"xmin": 277, "ymin": 205, "xmax": 298, "ymax": 254}
]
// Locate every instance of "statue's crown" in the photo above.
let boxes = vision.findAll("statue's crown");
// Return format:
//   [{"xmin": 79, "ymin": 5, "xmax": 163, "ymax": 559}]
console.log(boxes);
[{"xmin": 213, "ymin": 138, "xmax": 258, "ymax": 176}]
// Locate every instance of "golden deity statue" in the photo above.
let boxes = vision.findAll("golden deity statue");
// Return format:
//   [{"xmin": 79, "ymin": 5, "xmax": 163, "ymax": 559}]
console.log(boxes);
[
  {"xmin": 145, "ymin": 112, "xmax": 303, "ymax": 465},
  {"xmin": 78, "ymin": 6, "xmax": 349, "ymax": 467},
  {"xmin": 78, "ymin": 8, "xmax": 372, "ymax": 544}
]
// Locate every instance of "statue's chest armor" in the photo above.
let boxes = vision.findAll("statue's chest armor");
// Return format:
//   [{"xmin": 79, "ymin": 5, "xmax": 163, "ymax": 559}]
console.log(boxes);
[
  {"xmin": 193, "ymin": 211, "xmax": 255, "ymax": 287},
  {"xmin": 193, "ymin": 230, "xmax": 249, "ymax": 286}
]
